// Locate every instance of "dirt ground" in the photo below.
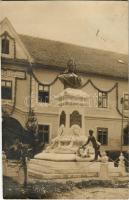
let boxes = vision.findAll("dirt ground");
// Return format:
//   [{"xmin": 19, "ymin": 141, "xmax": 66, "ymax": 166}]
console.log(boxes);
[
  {"xmin": 3, "ymin": 160, "xmax": 129, "ymax": 199},
  {"xmin": 3, "ymin": 175, "xmax": 129, "ymax": 199},
  {"xmin": 56, "ymin": 187, "xmax": 129, "ymax": 199}
]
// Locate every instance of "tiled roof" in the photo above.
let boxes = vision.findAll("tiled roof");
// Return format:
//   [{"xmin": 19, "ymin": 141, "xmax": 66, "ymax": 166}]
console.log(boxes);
[{"xmin": 20, "ymin": 34, "xmax": 128, "ymax": 79}]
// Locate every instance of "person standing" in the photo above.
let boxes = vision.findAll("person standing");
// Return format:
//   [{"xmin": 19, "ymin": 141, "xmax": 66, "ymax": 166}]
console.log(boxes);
[{"xmin": 82, "ymin": 129, "xmax": 101, "ymax": 161}]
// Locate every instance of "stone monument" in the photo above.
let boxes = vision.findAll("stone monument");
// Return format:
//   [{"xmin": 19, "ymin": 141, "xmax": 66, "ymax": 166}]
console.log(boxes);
[
  {"xmin": 34, "ymin": 59, "xmax": 95, "ymax": 161},
  {"xmin": 28, "ymin": 60, "xmax": 127, "ymax": 179}
]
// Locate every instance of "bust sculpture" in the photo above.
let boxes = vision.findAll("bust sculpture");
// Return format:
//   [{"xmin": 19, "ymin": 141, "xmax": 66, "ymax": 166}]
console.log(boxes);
[{"xmin": 58, "ymin": 59, "xmax": 82, "ymax": 89}]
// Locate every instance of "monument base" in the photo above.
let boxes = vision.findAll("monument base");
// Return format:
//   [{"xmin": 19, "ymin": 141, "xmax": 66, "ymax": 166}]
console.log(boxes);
[
  {"xmin": 28, "ymin": 154, "xmax": 121, "ymax": 180},
  {"xmin": 34, "ymin": 152, "xmax": 95, "ymax": 161},
  {"xmin": 28, "ymin": 158, "xmax": 100, "ymax": 179}
]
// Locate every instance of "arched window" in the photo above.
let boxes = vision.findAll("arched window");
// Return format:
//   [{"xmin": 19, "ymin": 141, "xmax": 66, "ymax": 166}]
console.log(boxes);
[
  {"xmin": 59, "ymin": 111, "xmax": 66, "ymax": 126},
  {"xmin": 70, "ymin": 110, "xmax": 82, "ymax": 127},
  {"xmin": 2, "ymin": 38, "xmax": 9, "ymax": 54}
]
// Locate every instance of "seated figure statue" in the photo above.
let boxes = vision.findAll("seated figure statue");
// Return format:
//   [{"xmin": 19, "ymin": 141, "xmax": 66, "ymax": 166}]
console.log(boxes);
[
  {"xmin": 45, "ymin": 124, "xmax": 65, "ymax": 152},
  {"xmin": 58, "ymin": 59, "xmax": 82, "ymax": 89},
  {"xmin": 68, "ymin": 125, "xmax": 81, "ymax": 148}
]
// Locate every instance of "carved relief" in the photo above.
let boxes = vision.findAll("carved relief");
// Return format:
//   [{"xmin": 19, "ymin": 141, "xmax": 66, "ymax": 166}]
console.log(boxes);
[{"xmin": 70, "ymin": 110, "xmax": 82, "ymax": 128}]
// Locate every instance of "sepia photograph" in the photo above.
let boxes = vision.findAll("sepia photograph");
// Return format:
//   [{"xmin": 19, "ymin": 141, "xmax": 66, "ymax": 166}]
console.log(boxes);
[{"xmin": 0, "ymin": 1, "xmax": 128, "ymax": 199}]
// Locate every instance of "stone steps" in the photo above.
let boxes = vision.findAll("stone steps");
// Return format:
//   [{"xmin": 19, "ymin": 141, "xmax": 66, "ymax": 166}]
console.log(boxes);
[
  {"xmin": 30, "ymin": 158, "xmax": 100, "ymax": 168},
  {"xmin": 29, "ymin": 169, "xmax": 98, "ymax": 179},
  {"xmin": 28, "ymin": 158, "xmax": 123, "ymax": 179},
  {"xmin": 28, "ymin": 159, "xmax": 100, "ymax": 172},
  {"xmin": 28, "ymin": 159, "xmax": 101, "ymax": 179},
  {"xmin": 29, "ymin": 164, "xmax": 99, "ymax": 174}
]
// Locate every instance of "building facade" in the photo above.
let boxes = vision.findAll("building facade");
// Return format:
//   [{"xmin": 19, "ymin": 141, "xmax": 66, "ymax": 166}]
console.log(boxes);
[{"xmin": 1, "ymin": 18, "xmax": 128, "ymax": 152}]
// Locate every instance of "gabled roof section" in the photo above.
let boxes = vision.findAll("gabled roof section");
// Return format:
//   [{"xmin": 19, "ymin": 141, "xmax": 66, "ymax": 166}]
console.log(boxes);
[
  {"xmin": 20, "ymin": 34, "xmax": 128, "ymax": 79},
  {"xmin": 0, "ymin": 18, "xmax": 34, "ymax": 63},
  {"xmin": 1, "ymin": 18, "xmax": 128, "ymax": 79}
]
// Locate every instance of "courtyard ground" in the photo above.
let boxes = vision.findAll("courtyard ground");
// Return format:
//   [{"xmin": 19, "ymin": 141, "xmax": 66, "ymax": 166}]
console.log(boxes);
[
  {"xmin": 3, "ymin": 175, "xmax": 129, "ymax": 199},
  {"xmin": 56, "ymin": 187, "xmax": 129, "ymax": 199},
  {"xmin": 3, "ymin": 160, "xmax": 129, "ymax": 199}
]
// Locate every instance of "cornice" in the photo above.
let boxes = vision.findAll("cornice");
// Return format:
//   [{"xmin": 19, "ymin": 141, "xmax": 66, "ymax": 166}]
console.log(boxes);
[{"xmin": 1, "ymin": 58, "xmax": 128, "ymax": 81}]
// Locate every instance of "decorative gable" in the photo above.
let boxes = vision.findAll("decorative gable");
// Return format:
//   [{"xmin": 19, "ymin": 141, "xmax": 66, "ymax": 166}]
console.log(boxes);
[{"xmin": 0, "ymin": 18, "xmax": 33, "ymax": 62}]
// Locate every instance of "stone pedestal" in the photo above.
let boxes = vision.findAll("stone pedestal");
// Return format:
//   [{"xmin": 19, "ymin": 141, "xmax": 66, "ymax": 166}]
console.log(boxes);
[
  {"xmin": 99, "ymin": 151, "xmax": 109, "ymax": 179},
  {"xmin": 46, "ymin": 88, "xmax": 92, "ymax": 156},
  {"xmin": 99, "ymin": 163, "xmax": 109, "ymax": 179},
  {"xmin": 18, "ymin": 167, "xmax": 25, "ymax": 184},
  {"xmin": 119, "ymin": 153, "xmax": 126, "ymax": 177},
  {"xmin": 56, "ymin": 88, "xmax": 89, "ymax": 134}
]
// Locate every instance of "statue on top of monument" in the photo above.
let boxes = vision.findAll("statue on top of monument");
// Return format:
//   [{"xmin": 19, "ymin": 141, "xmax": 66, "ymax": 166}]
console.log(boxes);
[{"xmin": 58, "ymin": 59, "xmax": 82, "ymax": 89}]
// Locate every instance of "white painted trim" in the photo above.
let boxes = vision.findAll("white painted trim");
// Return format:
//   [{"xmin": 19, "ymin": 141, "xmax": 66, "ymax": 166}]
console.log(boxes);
[
  {"xmin": 12, "ymin": 106, "xmax": 59, "ymax": 116},
  {"xmin": 95, "ymin": 107, "xmax": 110, "ymax": 112},
  {"xmin": 12, "ymin": 106, "xmax": 128, "ymax": 120},
  {"xmin": 84, "ymin": 115, "xmax": 128, "ymax": 121}
]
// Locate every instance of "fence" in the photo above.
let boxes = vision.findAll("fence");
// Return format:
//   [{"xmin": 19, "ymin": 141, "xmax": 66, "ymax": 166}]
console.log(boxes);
[{"xmin": 3, "ymin": 151, "xmax": 28, "ymax": 186}]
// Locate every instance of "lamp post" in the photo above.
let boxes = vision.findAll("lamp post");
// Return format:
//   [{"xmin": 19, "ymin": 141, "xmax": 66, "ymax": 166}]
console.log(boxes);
[{"xmin": 120, "ymin": 97, "xmax": 124, "ymax": 152}]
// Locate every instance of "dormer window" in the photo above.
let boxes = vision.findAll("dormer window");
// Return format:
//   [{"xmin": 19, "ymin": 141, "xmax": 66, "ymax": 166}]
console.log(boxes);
[{"xmin": 2, "ymin": 38, "xmax": 9, "ymax": 54}]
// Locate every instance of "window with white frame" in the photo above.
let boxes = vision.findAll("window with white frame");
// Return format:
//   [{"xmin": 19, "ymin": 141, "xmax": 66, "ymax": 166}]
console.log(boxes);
[
  {"xmin": 38, "ymin": 124, "xmax": 50, "ymax": 143},
  {"xmin": 98, "ymin": 91, "xmax": 108, "ymax": 108},
  {"xmin": 97, "ymin": 127, "xmax": 108, "ymax": 145},
  {"xmin": 2, "ymin": 80, "xmax": 12, "ymax": 100},
  {"xmin": 38, "ymin": 84, "xmax": 50, "ymax": 103}
]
